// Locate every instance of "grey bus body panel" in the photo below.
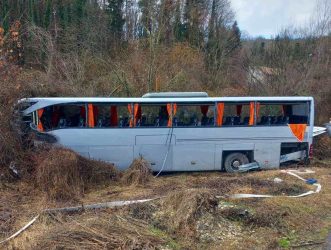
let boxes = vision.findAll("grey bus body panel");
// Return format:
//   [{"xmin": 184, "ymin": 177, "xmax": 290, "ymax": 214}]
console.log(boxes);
[
  {"xmin": 48, "ymin": 126, "xmax": 310, "ymax": 171},
  {"xmin": 19, "ymin": 96, "xmax": 314, "ymax": 171}
]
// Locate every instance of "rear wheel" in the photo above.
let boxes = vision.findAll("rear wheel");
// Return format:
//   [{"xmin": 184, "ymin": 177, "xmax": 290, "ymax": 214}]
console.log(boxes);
[{"xmin": 224, "ymin": 153, "xmax": 249, "ymax": 173}]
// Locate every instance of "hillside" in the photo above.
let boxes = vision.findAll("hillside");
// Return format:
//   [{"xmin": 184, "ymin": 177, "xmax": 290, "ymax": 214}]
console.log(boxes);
[{"xmin": 0, "ymin": 1, "xmax": 331, "ymax": 249}]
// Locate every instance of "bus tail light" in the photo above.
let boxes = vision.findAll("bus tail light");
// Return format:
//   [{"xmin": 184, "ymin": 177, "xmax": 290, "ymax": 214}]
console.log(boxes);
[{"xmin": 309, "ymin": 144, "xmax": 313, "ymax": 158}]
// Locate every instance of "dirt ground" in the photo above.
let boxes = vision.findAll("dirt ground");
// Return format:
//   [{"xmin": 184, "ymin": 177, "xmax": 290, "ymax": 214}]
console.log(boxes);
[{"xmin": 1, "ymin": 159, "xmax": 331, "ymax": 250}]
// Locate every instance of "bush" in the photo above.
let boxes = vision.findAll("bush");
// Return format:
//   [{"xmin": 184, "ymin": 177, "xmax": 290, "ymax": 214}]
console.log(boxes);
[{"xmin": 35, "ymin": 147, "xmax": 119, "ymax": 201}]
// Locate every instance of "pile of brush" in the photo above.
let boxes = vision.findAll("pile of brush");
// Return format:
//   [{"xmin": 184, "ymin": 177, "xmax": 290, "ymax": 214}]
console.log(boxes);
[
  {"xmin": 121, "ymin": 157, "xmax": 153, "ymax": 186},
  {"xmin": 155, "ymin": 189, "xmax": 218, "ymax": 238},
  {"xmin": 35, "ymin": 147, "xmax": 119, "ymax": 201},
  {"xmin": 313, "ymin": 134, "xmax": 331, "ymax": 160}
]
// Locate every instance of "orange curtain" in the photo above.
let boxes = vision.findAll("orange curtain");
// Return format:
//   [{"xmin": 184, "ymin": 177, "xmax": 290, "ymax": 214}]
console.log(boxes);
[
  {"xmin": 128, "ymin": 104, "xmax": 133, "ymax": 127},
  {"xmin": 110, "ymin": 106, "xmax": 118, "ymax": 126},
  {"xmin": 216, "ymin": 103, "xmax": 224, "ymax": 126},
  {"xmin": 236, "ymin": 105, "xmax": 242, "ymax": 116},
  {"xmin": 37, "ymin": 109, "xmax": 44, "ymax": 132},
  {"xmin": 167, "ymin": 103, "xmax": 172, "ymax": 127},
  {"xmin": 88, "ymin": 104, "xmax": 95, "ymax": 128},
  {"xmin": 133, "ymin": 104, "xmax": 140, "ymax": 126},
  {"xmin": 173, "ymin": 103, "xmax": 177, "ymax": 116},
  {"xmin": 289, "ymin": 124, "xmax": 307, "ymax": 142},
  {"xmin": 249, "ymin": 102, "xmax": 255, "ymax": 126},
  {"xmin": 256, "ymin": 102, "xmax": 260, "ymax": 120}
]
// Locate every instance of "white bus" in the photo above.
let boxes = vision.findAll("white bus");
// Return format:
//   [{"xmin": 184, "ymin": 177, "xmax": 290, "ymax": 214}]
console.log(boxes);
[{"xmin": 17, "ymin": 92, "xmax": 314, "ymax": 172}]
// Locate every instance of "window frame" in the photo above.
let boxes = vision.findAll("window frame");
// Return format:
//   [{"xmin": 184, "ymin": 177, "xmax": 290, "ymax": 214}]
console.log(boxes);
[{"xmin": 37, "ymin": 100, "xmax": 311, "ymax": 131}]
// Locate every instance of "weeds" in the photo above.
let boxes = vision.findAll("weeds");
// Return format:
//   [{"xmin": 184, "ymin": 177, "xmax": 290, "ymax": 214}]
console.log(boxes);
[
  {"xmin": 35, "ymin": 147, "xmax": 118, "ymax": 201},
  {"xmin": 121, "ymin": 157, "xmax": 153, "ymax": 186}
]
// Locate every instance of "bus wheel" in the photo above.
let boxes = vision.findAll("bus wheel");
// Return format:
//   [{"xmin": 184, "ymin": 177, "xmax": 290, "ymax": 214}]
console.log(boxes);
[{"xmin": 224, "ymin": 153, "xmax": 249, "ymax": 173}]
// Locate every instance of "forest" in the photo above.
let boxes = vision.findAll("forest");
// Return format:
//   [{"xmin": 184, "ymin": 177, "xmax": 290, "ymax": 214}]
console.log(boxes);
[
  {"xmin": 0, "ymin": 1, "xmax": 329, "ymax": 123},
  {"xmin": 1, "ymin": 1, "xmax": 331, "ymax": 249}
]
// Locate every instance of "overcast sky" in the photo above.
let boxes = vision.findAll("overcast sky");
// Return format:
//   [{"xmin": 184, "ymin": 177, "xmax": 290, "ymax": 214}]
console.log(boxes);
[{"xmin": 231, "ymin": 0, "xmax": 317, "ymax": 38}]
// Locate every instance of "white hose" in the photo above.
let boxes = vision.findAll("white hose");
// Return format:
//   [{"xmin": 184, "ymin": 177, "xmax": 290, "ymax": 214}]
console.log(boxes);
[
  {"xmin": 155, "ymin": 126, "xmax": 174, "ymax": 177},
  {"xmin": 229, "ymin": 169, "xmax": 321, "ymax": 199}
]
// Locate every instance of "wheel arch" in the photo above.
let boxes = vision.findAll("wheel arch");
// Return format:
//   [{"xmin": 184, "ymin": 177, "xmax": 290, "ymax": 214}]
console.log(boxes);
[{"xmin": 222, "ymin": 150, "xmax": 254, "ymax": 170}]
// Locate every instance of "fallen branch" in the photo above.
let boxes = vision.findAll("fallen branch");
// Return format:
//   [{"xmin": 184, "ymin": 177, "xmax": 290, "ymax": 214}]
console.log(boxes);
[
  {"xmin": 291, "ymin": 240, "xmax": 325, "ymax": 248},
  {"xmin": 0, "ymin": 197, "xmax": 159, "ymax": 245},
  {"xmin": 0, "ymin": 215, "xmax": 39, "ymax": 245}
]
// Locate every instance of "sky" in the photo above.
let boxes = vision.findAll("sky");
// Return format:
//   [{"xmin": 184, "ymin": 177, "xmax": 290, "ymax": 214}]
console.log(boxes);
[{"xmin": 231, "ymin": 0, "xmax": 317, "ymax": 38}]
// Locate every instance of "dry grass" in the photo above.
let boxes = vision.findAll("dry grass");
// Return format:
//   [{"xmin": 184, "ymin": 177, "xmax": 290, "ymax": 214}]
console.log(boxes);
[
  {"xmin": 35, "ymin": 147, "xmax": 118, "ymax": 201},
  {"xmin": 33, "ymin": 213, "xmax": 166, "ymax": 250},
  {"xmin": 121, "ymin": 157, "xmax": 153, "ymax": 186},
  {"xmin": 1, "ymin": 165, "xmax": 330, "ymax": 250},
  {"xmin": 314, "ymin": 134, "xmax": 331, "ymax": 160},
  {"xmin": 155, "ymin": 189, "xmax": 218, "ymax": 238}
]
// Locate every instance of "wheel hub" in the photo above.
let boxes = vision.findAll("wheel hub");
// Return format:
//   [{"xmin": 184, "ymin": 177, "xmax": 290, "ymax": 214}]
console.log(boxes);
[{"xmin": 232, "ymin": 160, "xmax": 241, "ymax": 168}]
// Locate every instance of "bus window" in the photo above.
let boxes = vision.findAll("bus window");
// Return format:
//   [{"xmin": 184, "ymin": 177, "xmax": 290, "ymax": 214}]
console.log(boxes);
[
  {"xmin": 222, "ymin": 103, "xmax": 250, "ymax": 126},
  {"xmin": 290, "ymin": 103, "xmax": 309, "ymax": 124},
  {"xmin": 138, "ymin": 104, "xmax": 168, "ymax": 127},
  {"xmin": 90, "ymin": 104, "xmax": 117, "ymax": 127},
  {"xmin": 41, "ymin": 104, "xmax": 86, "ymax": 129},
  {"xmin": 87, "ymin": 104, "xmax": 131, "ymax": 128},
  {"xmin": 174, "ymin": 104, "xmax": 215, "ymax": 127},
  {"xmin": 257, "ymin": 103, "xmax": 285, "ymax": 126},
  {"xmin": 257, "ymin": 102, "xmax": 309, "ymax": 125}
]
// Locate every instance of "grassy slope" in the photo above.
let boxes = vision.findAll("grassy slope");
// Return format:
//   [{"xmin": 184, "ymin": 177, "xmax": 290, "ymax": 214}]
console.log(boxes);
[{"xmin": 1, "ymin": 160, "xmax": 330, "ymax": 249}]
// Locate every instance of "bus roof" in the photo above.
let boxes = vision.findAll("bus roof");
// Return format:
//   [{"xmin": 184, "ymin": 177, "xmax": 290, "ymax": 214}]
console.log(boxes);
[{"xmin": 20, "ymin": 96, "xmax": 314, "ymax": 115}]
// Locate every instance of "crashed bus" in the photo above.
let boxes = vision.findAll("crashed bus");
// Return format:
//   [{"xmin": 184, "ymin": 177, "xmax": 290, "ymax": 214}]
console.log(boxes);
[{"xmin": 16, "ymin": 93, "xmax": 314, "ymax": 173}]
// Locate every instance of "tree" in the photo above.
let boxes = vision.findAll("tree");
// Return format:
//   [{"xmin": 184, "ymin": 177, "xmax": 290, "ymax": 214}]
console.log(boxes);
[
  {"xmin": 138, "ymin": 0, "xmax": 155, "ymax": 37},
  {"xmin": 106, "ymin": 0, "xmax": 125, "ymax": 40},
  {"xmin": 158, "ymin": 0, "xmax": 175, "ymax": 45},
  {"xmin": 183, "ymin": 0, "xmax": 207, "ymax": 47},
  {"xmin": 205, "ymin": 0, "xmax": 236, "ymax": 71},
  {"xmin": 173, "ymin": 0, "xmax": 185, "ymax": 41}
]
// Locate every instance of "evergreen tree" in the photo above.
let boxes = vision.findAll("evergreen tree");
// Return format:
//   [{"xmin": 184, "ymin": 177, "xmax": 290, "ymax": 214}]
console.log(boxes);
[
  {"xmin": 44, "ymin": 0, "xmax": 52, "ymax": 29},
  {"xmin": 138, "ymin": 0, "xmax": 154, "ymax": 37},
  {"xmin": 173, "ymin": 0, "xmax": 185, "ymax": 42},
  {"xmin": 106, "ymin": 0, "xmax": 125, "ymax": 40},
  {"xmin": 230, "ymin": 21, "xmax": 241, "ymax": 49}
]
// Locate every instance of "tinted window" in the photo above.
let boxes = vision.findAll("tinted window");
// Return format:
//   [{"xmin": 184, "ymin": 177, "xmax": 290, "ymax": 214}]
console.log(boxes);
[
  {"xmin": 257, "ymin": 103, "xmax": 285, "ymax": 126},
  {"xmin": 222, "ymin": 103, "xmax": 250, "ymax": 126},
  {"xmin": 174, "ymin": 104, "xmax": 215, "ymax": 127},
  {"xmin": 257, "ymin": 102, "xmax": 309, "ymax": 125},
  {"xmin": 138, "ymin": 104, "xmax": 168, "ymax": 127},
  {"xmin": 93, "ymin": 104, "xmax": 130, "ymax": 127},
  {"xmin": 40, "ymin": 104, "xmax": 86, "ymax": 130}
]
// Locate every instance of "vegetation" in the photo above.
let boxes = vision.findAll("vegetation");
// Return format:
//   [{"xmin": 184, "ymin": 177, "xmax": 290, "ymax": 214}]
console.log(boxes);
[
  {"xmin": 0, "ymin": 0, "xmax": 330, "ymax": 249},
  {"xmin": 0, "ymin": 1, "xmax": 328, "ymax": 111}
]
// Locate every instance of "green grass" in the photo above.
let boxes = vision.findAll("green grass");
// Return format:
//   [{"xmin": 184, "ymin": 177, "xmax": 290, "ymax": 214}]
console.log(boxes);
[
  {"xmin": 278, "ymin": 237, "xmax": 291, "ymax": 248},
  {"xmin": 150, "ymin": 226, "xmax": 181, "ymax": 250}
]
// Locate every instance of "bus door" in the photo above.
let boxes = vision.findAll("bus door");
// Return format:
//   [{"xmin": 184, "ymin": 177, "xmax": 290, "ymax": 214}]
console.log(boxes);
[{"xmin": 171, "ymin": 103, "xmax": 216, "ymax": 171}]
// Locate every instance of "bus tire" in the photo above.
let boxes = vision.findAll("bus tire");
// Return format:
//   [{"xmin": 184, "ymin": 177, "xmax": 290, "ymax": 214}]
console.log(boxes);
[{"xmin": 224, "ymin": 153, "xmax": 249, "ymax": 173}]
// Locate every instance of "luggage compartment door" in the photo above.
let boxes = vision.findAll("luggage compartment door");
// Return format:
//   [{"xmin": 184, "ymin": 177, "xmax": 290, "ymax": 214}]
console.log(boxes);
[{"xmin": 173, "ymin": 144, "xmax": 215, "ymax": 171}]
